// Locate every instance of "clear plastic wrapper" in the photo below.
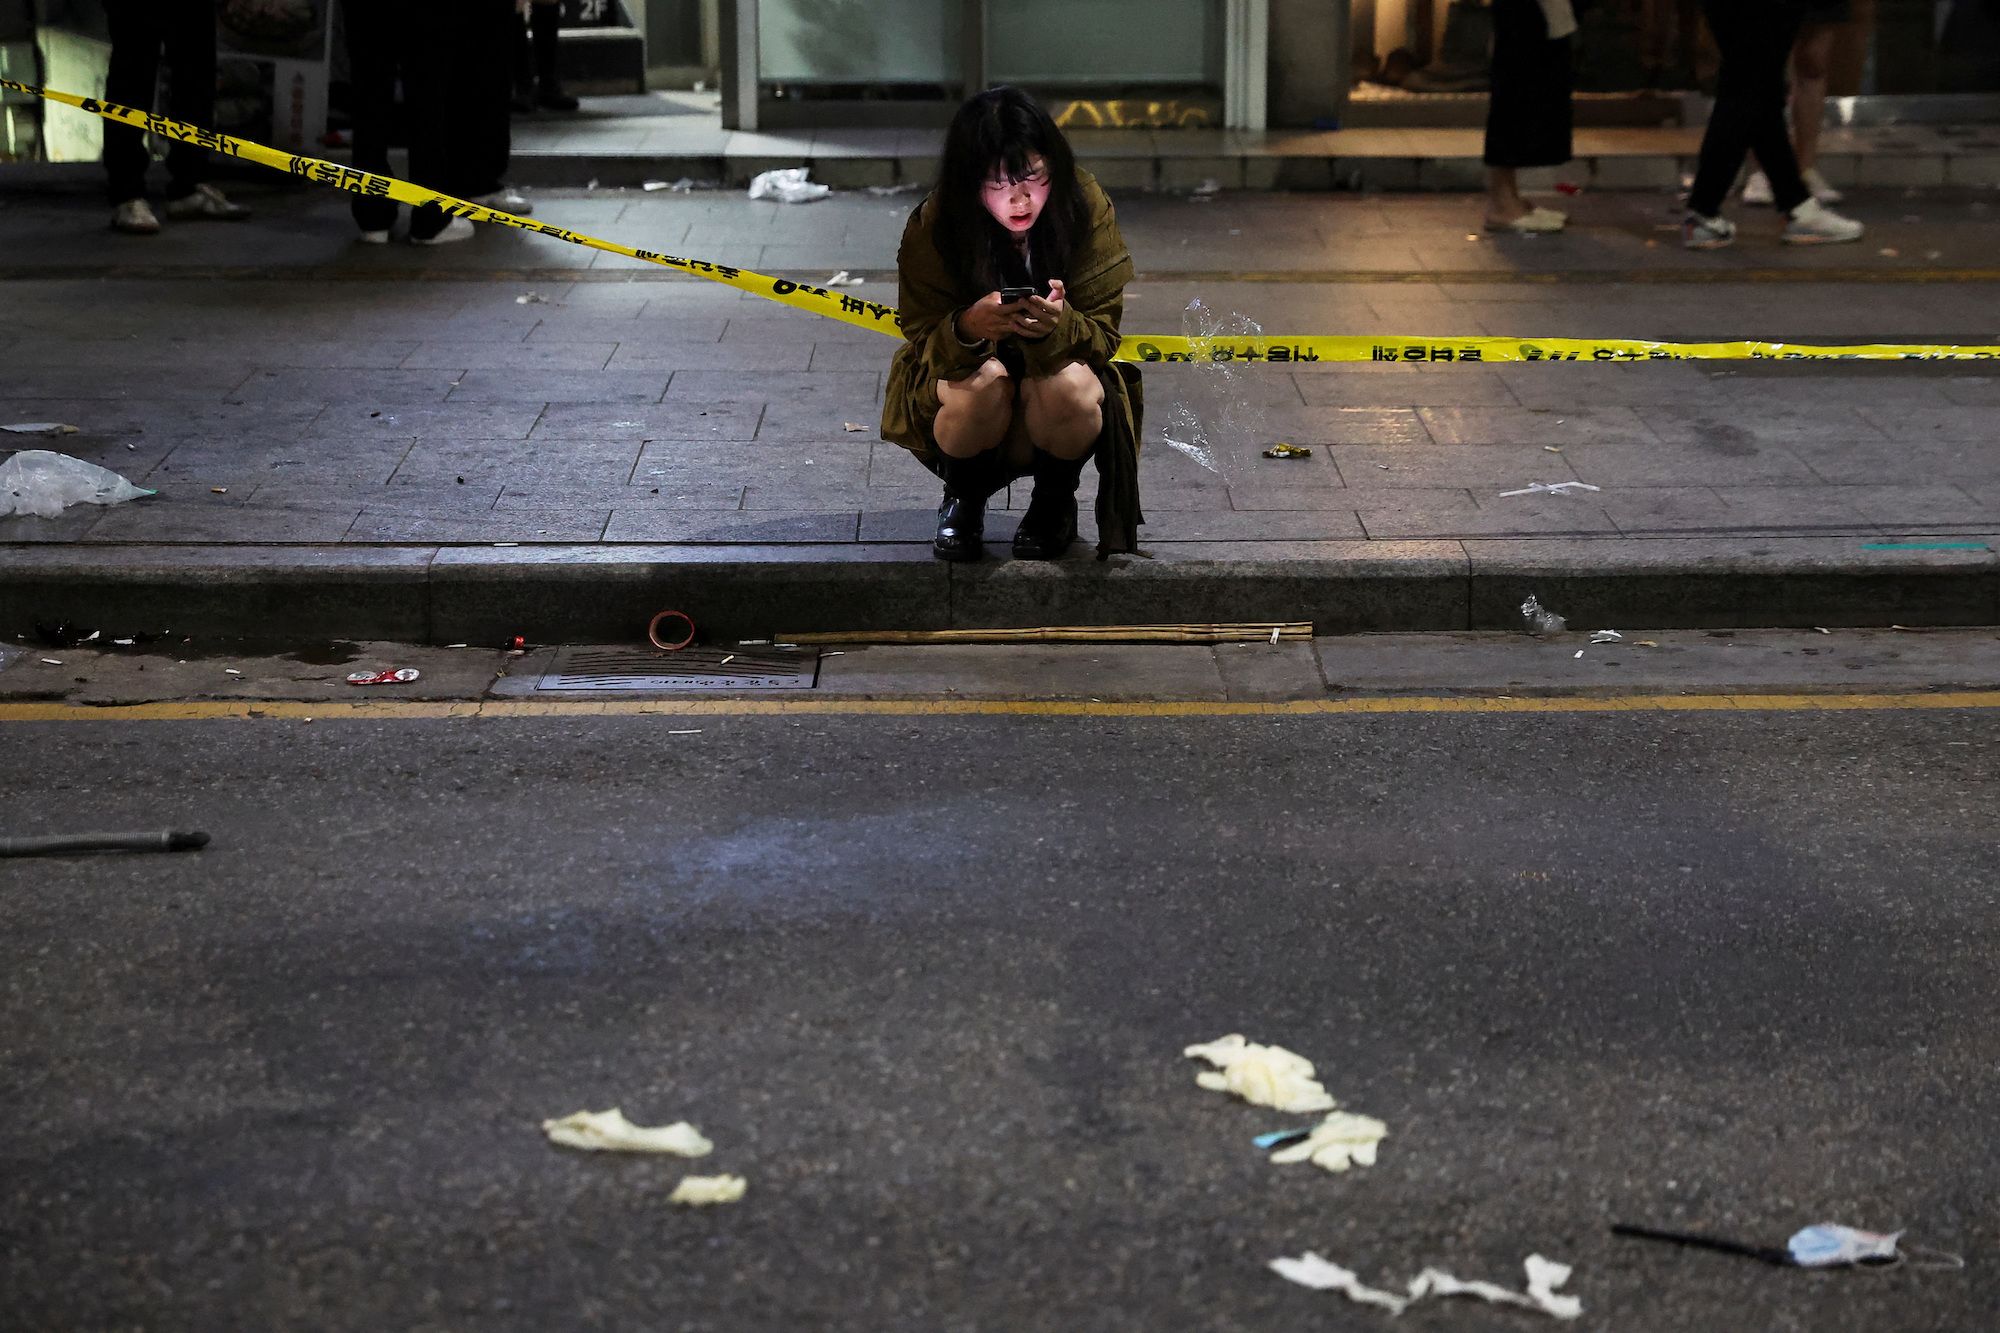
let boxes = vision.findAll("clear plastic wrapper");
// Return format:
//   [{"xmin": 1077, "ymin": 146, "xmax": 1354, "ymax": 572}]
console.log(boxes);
[
  {"xmin": 1520, "ymin": 594, "xmax": 1567, "ymax": 637},
  {"xmin": 0, "ymin": 449, "xmax": 153, "ymax": 518}
]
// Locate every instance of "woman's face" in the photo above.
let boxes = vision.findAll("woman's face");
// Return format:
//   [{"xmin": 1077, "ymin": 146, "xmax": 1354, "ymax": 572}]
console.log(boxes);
[{"xmin": 981, "ymin": 155, "xmax": 1051, "ymax": 235}]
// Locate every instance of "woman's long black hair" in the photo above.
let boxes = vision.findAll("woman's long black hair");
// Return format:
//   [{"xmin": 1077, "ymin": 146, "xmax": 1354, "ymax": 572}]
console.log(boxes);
[{"xmin": 932, "ymin": 86, "xmax": 1090, "ymax": 294}]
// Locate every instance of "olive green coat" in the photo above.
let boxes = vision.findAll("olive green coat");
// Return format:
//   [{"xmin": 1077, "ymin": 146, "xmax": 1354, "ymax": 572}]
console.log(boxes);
[{"xmin": 879, "ymin": 170, "xmax": 1146, "ymax": 556}]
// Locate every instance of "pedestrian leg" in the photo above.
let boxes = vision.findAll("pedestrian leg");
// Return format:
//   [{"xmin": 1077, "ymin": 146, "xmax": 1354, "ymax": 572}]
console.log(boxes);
[{"xmin": 101, "ymin": 0, "xmax": 166, "ymax": 208}]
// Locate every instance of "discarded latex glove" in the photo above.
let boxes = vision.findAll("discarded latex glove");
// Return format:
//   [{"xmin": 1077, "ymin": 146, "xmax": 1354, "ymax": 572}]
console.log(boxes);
[
  {"xmin": 669, "ymin": 1173, "xmax": 746, "ymax": 1206},
  {"xmin": 1268, "ymin": 1253, "xmax": 1409, "ymax": 1314},
  {"xmin": 748, "ymin": 167, "xmax": 830, "ymax": 204},
  {"xmin": 1408, "ymin": 1255, "xmax": 1582, "ymax": 1320},
  {"xmin": 1184, "ymin": 1034, "xmax": 1336, "ymax": 1113},
  {"xmin": 541, "ymin": 1108, "xmax": 713, "ymax": 1156},
  {"xmin": 1268, "ymin": 1110, "xmax": 1388, "ymax": 1173},
  {"xmin": 1272, "ymin": 1252, "xmax": 1582, "ymax": 1320},
  {"xmin": 0, "ymin": 450, "xmax": 154, "ymax": 518}
]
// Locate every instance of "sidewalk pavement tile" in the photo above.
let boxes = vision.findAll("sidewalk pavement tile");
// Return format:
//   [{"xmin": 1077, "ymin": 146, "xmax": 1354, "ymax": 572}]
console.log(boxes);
[
  {"xmin": 495, "ymin": 484, "xmax": 745, "ymax": 511},
  {"xmin": 1856, "ymin": 406, "xmax": 2000, "ymax": 441},
  {"xmin": 1227, "ymin": 484, "xmax": 1372, "ymax": 510},
  {"xmin": 1330, "ymin": 443, "xmax": 1575, "ymax": 488},
  {"xmin": 1940, "ymin": 378, "xmax": 2000, "ymax": 405},
  {"xmin": 1799, "ymin": 439, "xmax": 2000, "ymax": 486},
  {"xmin": 234, "ymin": 368, "xmax": 460, "ymax": 405},
  {"xmin": 1359, "ymin": 492, "xmax": 1617, "ymax": 539},
  {"xmin": 1830, "ymin": 484, "xmax": 2000, "ymax": 526},
  {"xmin": 1418, "ymin": 405, "xmax": 1660, "ymax": 447},
  {"xmin": 607, "ymin": 343, "xmax": 811, "ymax": 371},
  {"xmin": 529, "ymin": 401, "xmax": 762, "ymax": 440},
  {"xmin": 1563, "ymin": 441, "xmax": 1821, "ymax": 486},
  {"xmin": 1213, "ymin": 640, "xmax": 1329, "ymax": 701},
  {"xmin": 755, "ymin": 399, "xmax": 891, "ymax": 440},
  {"xmin": 602, "ymin": 510, "xmax": 860, "ymax": 543},
  {"xmin": 1127, "ymin": 510, "xmax": 1368, "ymax": 541},
  {"xmin": 444, "ymin": 369, "xmax": 671, "ymax": 403},
  {"xmin": 308, "ymin": 402, "xmax": 544, "ymax": 439},
  {"xmin": 750, "ymin": 484, "xmax": 940, "ymax": 510},
  {"xmin": 1634, "ymin": 406, "xmax": 1887, "ymax": 449},
  {"xmin": 345, "ymin": 510, "xmax": 612, "ymax": 543},
  {"xmin": 6, "ymin": 367, "xmax": 252, "ymax": 400},
  {"xmin": 1599, "ymin": 486, "xmax": 1876, "ymax": 535},
  {"xmin": 1293, "ymin": 366, "xmax": 1522, "ymax": 407},
  {"xmin": 145, "ymin": 437, "xmax": 417, "ymax": 487},
  {"xmin": 663, "ymin": 370, "xmax": 881, "ymax": 401},
  {"xmin": 82, "ymin": 498, "xmax": 364, "ymax": 543},
  {"xmin": 398, "ymin": 341, "xmax": 619, "ymax": 371},
  {"xmin": 1257, "ymin": 404, "xmax": 1433, "ymax": 445},
  {"xmin": 4, "ymin": 338, "xmax": 425, "ymax": 371},
  {"xmin": 808, "ymin": 341, "xmax": 900, "ymax": 370}
]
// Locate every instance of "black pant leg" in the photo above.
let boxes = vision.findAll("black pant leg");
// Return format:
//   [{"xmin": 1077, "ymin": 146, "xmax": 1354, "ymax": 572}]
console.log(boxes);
[
  {"xmin": 1483, "ymin": 0, "xmax": 1574, "ymax": 169},
  {"xmin": 159, "ymin": 0, "xmax": 219, "ymax": 198},
  {"xmin": 340, "ymin": 0, "xmax": 402, "ymax": 232},
  {"xmin": 402, "ymin": 4, "xmax": 463, "ymax": 237},
  {"xmin": 1690, "ymin": 2, "xmax": 1809, "ymax": 216},
  {"xmin": 102, "ymin": 0, "xmax": 166, "ymax": 204},
  {"xmin": 450, "ymin": 1, "xmax": 517, "ymax": 199}
]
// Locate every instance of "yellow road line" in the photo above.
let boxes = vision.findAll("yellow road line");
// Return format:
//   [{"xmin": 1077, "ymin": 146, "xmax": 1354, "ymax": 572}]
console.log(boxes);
[{"xmin": 4, "ymin": 692, "xmax": 2000, "ymax": 723}]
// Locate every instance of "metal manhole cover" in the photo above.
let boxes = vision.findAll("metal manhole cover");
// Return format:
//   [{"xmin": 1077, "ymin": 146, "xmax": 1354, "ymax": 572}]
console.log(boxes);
[{"xmin": 537, "ymin": 646, "xmax": 818, "ymax": 692}]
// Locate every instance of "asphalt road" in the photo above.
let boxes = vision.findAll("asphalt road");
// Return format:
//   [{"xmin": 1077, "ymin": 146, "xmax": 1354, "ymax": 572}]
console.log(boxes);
[{"xmin": 2, "ymin": 706, "xmax": 1996, "ymax": 1330}]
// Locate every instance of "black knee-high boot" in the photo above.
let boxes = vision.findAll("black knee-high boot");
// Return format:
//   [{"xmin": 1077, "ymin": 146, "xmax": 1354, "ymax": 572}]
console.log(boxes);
[
  {"xmin": 531, "ymin": 4, "xmax": 580, "ymax": 111},
  {"xmin": 933, "ymin": 451, "xmax": 1008, "ymax": 562},
  {"xmin": 1011, "ymin": 449, "xmax": 1086, "ymax": 559}
]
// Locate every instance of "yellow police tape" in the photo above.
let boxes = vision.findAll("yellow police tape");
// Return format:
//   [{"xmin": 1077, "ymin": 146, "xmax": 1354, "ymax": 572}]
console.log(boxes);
[{"xmin": 13, "ymin": 80, "xmax": 2000, "ymax": 365}]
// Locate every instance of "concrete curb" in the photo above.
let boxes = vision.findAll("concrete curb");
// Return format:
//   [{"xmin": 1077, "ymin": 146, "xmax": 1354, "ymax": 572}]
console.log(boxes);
[{"xmin": 2, "ymin": 538, "xmax": 1994, "ymax": 643}]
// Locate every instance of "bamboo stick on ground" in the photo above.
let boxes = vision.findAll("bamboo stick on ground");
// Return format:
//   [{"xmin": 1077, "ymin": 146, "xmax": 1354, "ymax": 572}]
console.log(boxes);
[{"xmin": 778, "ymin": 624, "xmax": 1312, "ymax": 646}]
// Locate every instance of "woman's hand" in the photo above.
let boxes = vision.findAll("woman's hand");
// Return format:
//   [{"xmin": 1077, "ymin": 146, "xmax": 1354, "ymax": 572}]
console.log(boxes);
[
  {"xmin": 955, "ymin": 291, "xmax": 1026, "ymax": 344},
  {"xmin": 1012, "ymin": 279, "xmax": 1066, "ymax": 340}
]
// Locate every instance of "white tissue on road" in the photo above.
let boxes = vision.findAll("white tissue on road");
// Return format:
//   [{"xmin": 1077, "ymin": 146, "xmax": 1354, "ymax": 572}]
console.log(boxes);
[
  {"xmin": 1268, "ymin": 1111, "xmax": 1389, "ymax": 1172},
  {"xmin": 541, "ymin": 1108, "xmax": 714, "ymax": 1156},
  {"xmin": 748, "ymin": 167, "xmax": 830, "ymax": 204},
  {"xmin": 826, "ymin": 270, "xmax": 864, "ymax": 287},
  {"xmin": 1273, "ymin": 1252, "xmax": 1582, "ymax": 1320},
  {"xmin": 1499, "ymin": 481, "xmax": 1601, "ymax": 498},
  {"xmin": 669, "ymin": 1174, "xmax": 747, "ymax": 1206},
  {"xmin": 1268, "ymin": 1253, "xmax": 1411, "ymax": 1314},
  {"xmin": 1184, "ymin": 1034, "xmax": 1337, "ymax": 1113}
]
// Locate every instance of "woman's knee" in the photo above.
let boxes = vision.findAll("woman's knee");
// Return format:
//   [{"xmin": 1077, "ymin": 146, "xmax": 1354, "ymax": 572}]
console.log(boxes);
[
  {"xmin": 934, "ymin": 362, "xmax": 1016, "ymax": 456},
  {"xmin": 1021, "ymin": 362, "xmax": 1104, "ymax": 457}
]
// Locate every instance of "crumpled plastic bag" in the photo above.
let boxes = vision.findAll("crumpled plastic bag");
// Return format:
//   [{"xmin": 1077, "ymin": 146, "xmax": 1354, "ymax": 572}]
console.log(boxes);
[
  {"xmin": 669, "ymin": 1173, "xmax": 747, "ymax": 1206},
  {"xmin": 0, "ymin": 449, "xmax": 154, "ymax": 518},
  {"xmin": 747, "ymin": 167, "xmax": 830, "ymax": 204},
  {"xmin": 1272, "ymin": 1252, "xmax": 1582, "ymax": 1320},
  {"xmin": 1268, "ymin": 1111, "xmax": 1388, "ymax": 1173},
  {"xmin": 541, "ymin": 1107, "xmax": 713, "ymax": 1156},
  {"xmin": 1184, "ymin": 1034, "xmax": 1336, "ymax": 1113}
]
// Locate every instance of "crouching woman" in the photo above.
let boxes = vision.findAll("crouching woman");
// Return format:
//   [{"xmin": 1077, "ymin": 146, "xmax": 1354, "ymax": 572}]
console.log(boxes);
[{"xmin": 881, "ymin": 87, "xmax": 1145, "ymax": 561}]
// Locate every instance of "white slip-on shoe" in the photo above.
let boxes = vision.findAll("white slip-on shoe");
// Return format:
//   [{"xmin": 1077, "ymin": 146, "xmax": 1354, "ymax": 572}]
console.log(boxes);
[
  {"xmin": 1782, "ymin": 196, "xmax": 1864, "ymax": 245},
  {"xmin": 1485, "ymin": 205, "xmax": 1566, "ymax": 234},
  {"xmin": 357, "ymin": 229, "xmax": 391, "ymax": 245},
  {"xmin": 1682, "ymin": 212, "xmax": 1736, "ymax": 250},
  {"xmin": 1802, "ymin": 166, "xmax": 1845, "ymax": 204},
  {"xmin": 1742, "ymin": 171, "xmax": 1774, "ymax": 205},
  {"xmin": 111, "ymin": 198, "xmax": 161, "ymax": 235},
  {"xmin": 410, "ymin": 216, "xmax": 476, "ymax": 246}
]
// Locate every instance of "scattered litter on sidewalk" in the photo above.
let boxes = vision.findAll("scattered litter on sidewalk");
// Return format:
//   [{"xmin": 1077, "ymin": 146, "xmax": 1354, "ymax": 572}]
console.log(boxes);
[
  {"xmin": 1554, "ymin": 181, "xmax": 1582, "ymax": 197},
  {"xmin": 0, "ymin": 451, "xmax": 153, "ymax": 518},
  {"xmin": 347, "ymin": 668, "xmax": 421, "ymax": 686},
  {"xmin": 0, "ymin": 829, "xmax": 210, "ymax": 858},
  {"xmin": 1879, "ymin": 247, "xmax": 1900, "ymax": 258},
  {"xmin": 1521, "ymin": 595, "xmax": 1567, "ymax": 637},
  {"xmin": 1184, "ymin": 1034, "xmax": 1336, "ymax": 1113},
  {"xmin": 667, "ymin": 729, "xmax": 704, "ymax": 736},
  {"xmin": 210, "ymin": 486, "xmax": 229, "ymax": 494},
  {"xmin": 223, "ymin": 668, "xmax": 242, "ymax": 676},
  {"xmin": 1158, "ymin": 299, "xmax": 1274, "ymax": 476},
  {"xmin": 1614, "ymin": 1221, "xmax": 1964, "ymax": 1271},
  {"xmin": 1499, "ymin": 481, "xmax": 1600, "ymax": 498},
  {"xmin": 866, "ymin": 182, "xmax": 923, "ymax": 196},
  {"xmin": 643, "ymin": 178, "xmax": 696, "ymax": 192},
  {"xmin": 843, "ymin": 422, "xmax": 866, "ymax": 432},
  {"xmin": 515, "ymin": 293, "xmax": 549, "ymax": 305},
  {"xmin": 542, "ymin": 1108, "xmax": 714, "ymax": 1156},
  {"xmin": 1262, "ymin": 443, "xmax": 1312, "ymax": 460},
  {"xmin": 826, "ymin": 270, "xmax": 864, "ymax": 287},
  {"xmin": 1573, "ymin": 650, "xmax": 1584, "ymax": 659},
  {"xmin": 669, "ymin": 1174, "xmax": 746, "ymax": 1206},
  {"xmin": 1272, "ymin": 1253, "xmax": 1581, "ymax": 1320},
  {"xmin": 1266, "ymin": 1111, "xmax": 1388, "ymax": 1173},
  {"xmin": 1, "ymin": 422, "xmax": 79, "ymax": 436},
  {"xmin": 1543, "ymin": 445, "xmax": 1562, "ymax": 453},
  {"xmin": 1192, "ymin": 178, "xmax": 1222, "ymax": 197},
  {"xmin": 1814, "ymin": 627, "xmax": 1831, "ymax": 634},
  {"xmin": 1589, "ymin": 630, "xmax": 1622, "ymax": 645},
  {"xmin": 748, "ymin": 167, "xmax": 830, "ymax": 204},
  {"xmin": 1269, "ymin": 626, "xmax": 1281, "ymax": 645},
  {"xmin": 39, "ymin": 658, "xmax": 62, "ymax": 666}
]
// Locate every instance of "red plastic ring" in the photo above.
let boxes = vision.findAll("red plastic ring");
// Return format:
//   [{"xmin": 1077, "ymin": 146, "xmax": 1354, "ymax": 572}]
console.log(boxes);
[{"xmin": 647, "ymin": 609, "xmax": 696, "ymax": 652}]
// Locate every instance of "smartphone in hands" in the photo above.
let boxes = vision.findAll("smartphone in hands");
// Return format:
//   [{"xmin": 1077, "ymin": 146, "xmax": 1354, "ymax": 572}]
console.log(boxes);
[{"xmin": 998, "ymin": 282, "xmax": 1051, "ymax": 304}]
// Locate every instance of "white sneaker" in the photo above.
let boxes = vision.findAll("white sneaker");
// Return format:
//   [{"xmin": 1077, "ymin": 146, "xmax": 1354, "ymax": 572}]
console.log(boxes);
[
  {"xmin": 1742, "ymin": 170, "xmax": 1774, "ymax": 205},
  {"xmin": 164, "ymin": 183, "xmax": 250, "ymax": 221},
  {"xmin": 1782, "ymin": 196, "xmax": 1864, "ymax": 245},
  {"xmin": 470, "ymin": 188, "xmax": 534, "ymax": 216},
  {"xmin": 357, "ymin": 228, "xmax": 391, "ymax": 245},
  {"xmin": 1683, "ymin": 212, "xmax": 1736, "ymax": 250},
  {"xmin": 110, "ymin": 198, "xmax": 161, "ymax": 235},
  {"xmin": 1802, "ymin": 166, "xmax": 1845, "ymax": 204},
  {"xmin": 410, "ymin": 216, "xmax": 476, "ymax": 246}
]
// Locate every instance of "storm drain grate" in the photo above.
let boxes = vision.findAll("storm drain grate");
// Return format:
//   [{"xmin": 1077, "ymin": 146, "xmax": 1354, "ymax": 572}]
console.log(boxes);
[{"xmin": 536, "ymin": 646, "xmax": 819, "ymax": 692}]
